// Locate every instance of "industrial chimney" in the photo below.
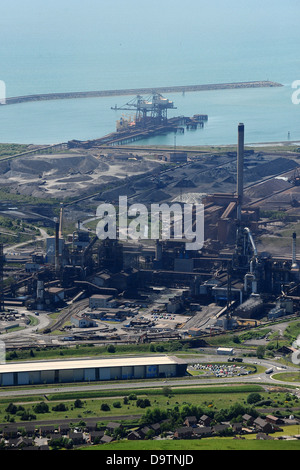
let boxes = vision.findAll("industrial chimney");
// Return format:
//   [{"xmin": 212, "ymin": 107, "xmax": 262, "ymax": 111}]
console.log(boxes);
[
  {"xmin": 292, "ymin": 232, "xmax": 299, "ymax": 268},
  {"xmin": 55, "ymin": 220, "xmax": 60, "ymax": 273},
  {"xmin": 291, "ymin": 232, "xmax": 300, "ymax": 279},
  {"xmin": 237, "ymin": 123, "xmax": 245, "ymax": 221}
]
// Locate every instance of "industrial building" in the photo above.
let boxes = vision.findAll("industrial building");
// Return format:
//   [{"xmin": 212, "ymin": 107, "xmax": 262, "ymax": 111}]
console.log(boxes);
[
  {"xmin": 0, "ymin": 120, "xmax": 299, "ymax": 352},
  {"xmin": 0, "ymin": 355, "xmax": 188, "ymax": 386}
]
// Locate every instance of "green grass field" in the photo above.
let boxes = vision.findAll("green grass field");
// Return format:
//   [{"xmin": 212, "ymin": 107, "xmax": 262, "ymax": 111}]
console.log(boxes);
[
  {"xmin": 1, "ymin": 385, "xmax": 299, "ymax": 426},
  {"xmin": 83, "ymin": 436, "xmax": 300, "ymax": 451}
]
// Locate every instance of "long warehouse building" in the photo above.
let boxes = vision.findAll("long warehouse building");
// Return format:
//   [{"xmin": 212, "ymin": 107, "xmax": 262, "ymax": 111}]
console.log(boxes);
[{"xmin": 0, "ymin": 355, "xmax": 188, "ymax": 386}]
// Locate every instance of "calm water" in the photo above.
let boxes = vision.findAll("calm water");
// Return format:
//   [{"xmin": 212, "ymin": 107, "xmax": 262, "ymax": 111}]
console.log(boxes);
[{"xmin": 0, "ymin": 0, "xmax": 299, "ymax": 145}]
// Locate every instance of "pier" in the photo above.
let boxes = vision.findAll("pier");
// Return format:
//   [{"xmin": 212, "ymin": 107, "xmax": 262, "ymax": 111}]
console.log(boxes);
[
  {"xmin": 1, "ymin": 81, "xmax": 283, "ymax": 106},
  {"xmin": 68, "ymin": 115, "xmax": 208, "ymax": 149}
]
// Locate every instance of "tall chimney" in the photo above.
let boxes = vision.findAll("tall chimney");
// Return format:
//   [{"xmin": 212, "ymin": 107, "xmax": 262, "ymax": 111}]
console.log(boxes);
[
  {"xmin": 59, "ymin": 202, "xmax": 64, "ymax": 239},
  {"xmin": 55, "ymin": 221, "xmax": 60, "ymax": 273},
  {"xmin": 237, "ymin": 123, "xmax": 245, "ymax": 221},
  {"xmin": 292, "ymin": 232, "xmax": 298, "ymax": 267}
]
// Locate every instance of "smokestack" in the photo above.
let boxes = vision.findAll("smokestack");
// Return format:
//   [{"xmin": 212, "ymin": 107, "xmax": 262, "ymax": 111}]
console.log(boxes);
[
  {"xmin": 59, "ymin": 203, "xmax": 64, "ymax": 239},
  {"xmin": 55, "ymin": 221, "xmax": 60, "ymax": 272},
  {"xmin": 237, "ymin": 123, "xmax": 245, "ymax": 221},
  {"xmin": 292, "ymin": 232, "xmax": 299, "ymax": 267}
]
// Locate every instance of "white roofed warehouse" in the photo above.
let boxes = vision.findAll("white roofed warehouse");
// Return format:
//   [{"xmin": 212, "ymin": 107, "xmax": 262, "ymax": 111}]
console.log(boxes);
[{"xmin": 0, "ymin": 355, "xmax": 188, "ymax": 386}]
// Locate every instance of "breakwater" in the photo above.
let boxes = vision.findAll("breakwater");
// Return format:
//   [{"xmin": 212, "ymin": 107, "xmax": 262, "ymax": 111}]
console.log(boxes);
[{"xmin": 2, "ymin": 81, "xmax": 283, "ymax": 106}]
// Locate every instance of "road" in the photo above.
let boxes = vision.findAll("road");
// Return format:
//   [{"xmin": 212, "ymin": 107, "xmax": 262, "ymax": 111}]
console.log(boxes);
[{"xmin": 3, "ymin": 226, "xmax": 48, "ymax": 254}]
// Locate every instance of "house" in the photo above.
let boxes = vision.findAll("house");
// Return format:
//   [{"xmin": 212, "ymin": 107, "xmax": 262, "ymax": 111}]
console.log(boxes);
[
  {"xmin": 39, "ymin": 426, "xmax": 56, "ymax": 437},
  {"xmin": 193, "ymin": 427, "xmax": 212, "ymax": 438},
  {"xmin": 128, "ymin": 431, "xmax": 141, "ymax": 441},
  {"xmin": 7, "ymin": 437, "xmax": 33, "ymax": 448},
  {"xmin": 174, "ymin": 427, "xmax": 193, "ymax": 439},
  {"xmin": 101, "ymin": 435, "xmax": 114, "ymax": 444},
  {"xmin": 58, "ymin": 425, "xmax": 70, "ymax": 435},
  {"xmin": 184, "ymin": 416, "xmax": 198, "ymax": 427},
  {"xmin": 106, "ymin": 422, "xmax": 123, "ymax": 434},
  {"xmin": 84, "ymin": 423, "xmax": 98, "ymax": 433},
  {"xmin": 212, "ymin": 424, "xmax": 231, "ymax": 435},
  {"xmin": 242, "ymin": 414, "xmax": 254, "ymax": 426},
  {"xmin": 3, "ymin": 427, "xmax": 19, "ymax": 439},
  {"xmin": 68, "ymin": 432, "xmax": 85, "ymax": 445},
  {"xmin": 48, "ymin": 432, "xmax": 63, "ymax": 441},
  {"xmin": 199, "ymin": 415, "xmax": 212, "ymax": 427},
  {"xmin": 89, "ymin": 431, "xmax": 105, "ymax": 444},
  {"xmin": 254, "ymin": 417, "xmax": 273, "ymax": 434},
  {"xmin": 151, "ymin": 423, "xmax": 161, "ymax": 435},
  {"xmin": 139, "ymin": 426, "xmax": 152, "ymax": 439},
  {"xmin": 232, "ymin": 423, "xmax": 243, "ymax": 434},
  {"xmin": 24, "ymin": 424, "xmax": 38, "ymax": 437},
  {"xmin": 266, "ymin": 415, "xmax": 284, "ymax": 426}
]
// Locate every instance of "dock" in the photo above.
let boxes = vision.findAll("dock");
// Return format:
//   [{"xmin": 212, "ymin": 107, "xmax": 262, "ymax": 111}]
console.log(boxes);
[{"xmin": 68, "ymin": 115, "xmax": 208, "ymax": 149}]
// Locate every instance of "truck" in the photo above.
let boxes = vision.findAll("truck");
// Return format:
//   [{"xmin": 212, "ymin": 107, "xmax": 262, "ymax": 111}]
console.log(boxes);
[
  {"xmin": 265, "ymin": 367, "xmax": 273, "ymax": 374},
  {"xmin": 228, "ymin": 357, "xmax": 243, "ymax": 363}
]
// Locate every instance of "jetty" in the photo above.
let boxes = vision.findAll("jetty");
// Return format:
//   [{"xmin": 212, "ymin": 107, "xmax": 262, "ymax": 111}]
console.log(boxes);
[{"xmin": 2, "ymin": 81, "xmax": 283, "ymax": 106}]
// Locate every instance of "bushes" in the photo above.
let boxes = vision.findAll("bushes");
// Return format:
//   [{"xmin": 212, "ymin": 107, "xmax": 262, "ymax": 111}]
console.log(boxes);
[
  {"xmin": 113, "ymin": 401, "xmax": 122, "ymax": 409},
  {"xmin": 49, "ymin": 437, "xmax": 73, "ymax": 450},
  {"xmin": 101, "ymin": 403, "xmax": 110, "ymax": 412},
  {"xmin": 136, "ymin": 398, "xmax": 151, "ymax": 408},
  {"xmin": 107, "ymin": 345, "xmax": 116, "ymax": 353},
  {"xmin": 33, "ymin": 402, "xmax": 49, "ymax": 414},
  {"xmin": 247, "ymin": 393, "xmax": 262, "ymax": 405},
  {"xmin": 52, "ymin": 403, "xmax": 68, "ymax": 412}
]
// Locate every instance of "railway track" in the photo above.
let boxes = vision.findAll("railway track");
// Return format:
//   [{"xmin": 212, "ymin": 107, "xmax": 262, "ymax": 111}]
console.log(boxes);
[{"xmin": 47, "ymin": 298, "xmax": 89, "ymax": 333}]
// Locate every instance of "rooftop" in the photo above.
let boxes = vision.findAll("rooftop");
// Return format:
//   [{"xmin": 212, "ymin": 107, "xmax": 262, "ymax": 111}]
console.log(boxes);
[{"xmin": 0, "ymin": 355, "xmax": 186, "ymax": 374}]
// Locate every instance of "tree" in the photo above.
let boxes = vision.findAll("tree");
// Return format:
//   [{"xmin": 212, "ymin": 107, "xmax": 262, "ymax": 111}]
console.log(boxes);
[
  {"xmin": 256, "ymin": 345, "xmax": 265, "ymax": 359},
  {"xmin": 101, "ymin": 403, "xmax": 110, "ymax": 411},
  {"xmin": 52, "ymin": 403, "xmax": 68, "ymax": 412},
  {"xmin": 128, "ymin": 393, "xmax": 137, "ymax": 400},
  {"xmin": 5, "ymin": 403, "xmax": 17, "ymax": 414},
  {"xmin": 247, "ymin": 392, "xmax": 262, "ymax": 405},
  {"xmin": 107, "ymin": 344, "xmax": 116, "ymax": 353},
  {"xmin": 33, "ymin": 402, "xmax": 49, "ymax": 414},
  {"xmin": 74, "ymin": 399, "xmax": 83, "ymax": 409},
  {"xmin": 145, "ymin": 429, "xmax": 155, "ymax": 440}
]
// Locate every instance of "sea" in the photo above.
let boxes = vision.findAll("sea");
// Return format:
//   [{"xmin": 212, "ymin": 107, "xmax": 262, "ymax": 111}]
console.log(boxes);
[{"xmin": 0, "ymin": 0, "xmax": 299, "ymax": 147}]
